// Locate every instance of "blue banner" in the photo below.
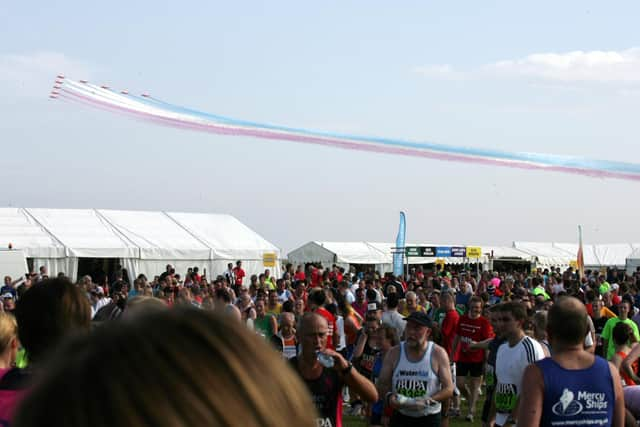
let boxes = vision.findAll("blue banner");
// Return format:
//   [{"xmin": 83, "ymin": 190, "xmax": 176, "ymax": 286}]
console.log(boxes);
[
  {"xmin": 393, "ymin": 212, "xmax": 406, "ymax": 277},
  {"xmin": 436, "ymin": 246, "xmax": 452, "ymax": 257}
]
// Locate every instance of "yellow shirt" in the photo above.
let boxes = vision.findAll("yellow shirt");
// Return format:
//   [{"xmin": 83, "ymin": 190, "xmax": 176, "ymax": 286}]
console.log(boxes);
[
  {"xmin": 400, "ymin": 305, "xmax": 425, "ymax": 317},
  {"xmin": 267, "ymin": 303, "xmax": 282, "ymax": 316}
]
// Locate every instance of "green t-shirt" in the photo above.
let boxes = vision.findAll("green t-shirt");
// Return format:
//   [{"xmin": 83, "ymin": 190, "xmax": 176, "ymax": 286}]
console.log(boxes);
[
  {"xmin": 599, "ymin": 282, "xmax": 611, "ymax": 295},
  {"xmin": 254, "ymin": 314, "xmax": 275, "ymax": 338},
  {"xmin": 533, "ymin": 286, "xmax": 550, "ymax": 300},
  {"xmin": 15, "ymin": 348, "xmax": 28, "ymax": 368},
  {"xmin": 601, "ymin": 317, "xmax": 640, "ymax": 359}
]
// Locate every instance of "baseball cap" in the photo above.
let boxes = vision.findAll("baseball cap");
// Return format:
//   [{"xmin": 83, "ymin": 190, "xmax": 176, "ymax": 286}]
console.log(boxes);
[
  {"xmin": 367, "ymin": 302, "xmax": 381, "ymax": 312},
  {"xmin": 403, "ymin": 311, "xmax": 433, "ymax": 328},
  {"xmin": 1, "ymin": 293, "xmax": 13, "ymax": 300}
]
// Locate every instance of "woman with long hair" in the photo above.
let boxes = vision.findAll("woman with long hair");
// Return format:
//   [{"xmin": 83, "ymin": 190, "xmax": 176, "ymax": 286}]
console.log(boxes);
[{"xmin": 14, "ymin": 307, "xmax": 317, "ymax": 427}]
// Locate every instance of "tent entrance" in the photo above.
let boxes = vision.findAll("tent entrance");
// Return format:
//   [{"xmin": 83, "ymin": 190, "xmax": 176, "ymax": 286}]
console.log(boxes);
[{"xmin": 77, "ymin": 258, "xmax": 126, "ymax": 284}]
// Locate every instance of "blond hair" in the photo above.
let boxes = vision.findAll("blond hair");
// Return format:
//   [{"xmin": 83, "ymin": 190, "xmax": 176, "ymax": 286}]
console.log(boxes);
[
  {"xmin": 0, "ymin": 312, "xmax": 17, "ymax": 353},
  {"xmin": 15, "ymin": 307, "xmax": 317, "ymax": 427}
]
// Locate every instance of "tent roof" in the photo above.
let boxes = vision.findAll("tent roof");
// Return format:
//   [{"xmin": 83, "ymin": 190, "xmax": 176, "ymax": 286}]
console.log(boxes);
[
  {"xmin": 514, "ymin": 242, "xmax": 639, "ymax": 268},
  {"xmin": 1, "ymin": 208, "xmax": 279, "ymax": 261},
  {"xmin": 513, "ymin": 242, "xmax": 575, "ymax": 268},
  {"xmin": 312, "ymin": 242, "xmax": 389, "ymax": 264},
  {"xmin": 27, "ymin": 208, "xmax": 139, "ymax": 258},
  {"xmin": 481, "ymin": 246, "xmax": 533, "ymax": 261},
  {"xmin": 628, "ymin": 248, "xmax": 640, "ymax": 261},
  {"xmin": 97, "ymin": 210, "xmax": 211, "ymax": 260},
  {"xmin": 167, "ymin": 212, "xmax": 280, "ymax": 260},
  {"xmin": 0, "ymin": 208, "xmax": 65, "ymax": 258}
]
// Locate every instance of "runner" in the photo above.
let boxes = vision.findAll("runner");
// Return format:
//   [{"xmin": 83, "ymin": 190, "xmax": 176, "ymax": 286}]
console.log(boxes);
[
  {"xmin": 292, "ymin": 312, "xmax": 378, "ymax": 427},
  {"xmin": 271, "ymin": 312, "xmax": 298, "ymax": 359},
  {"xmin": 370, "ymin": 325, "xmax": 400, "ymax": 427},
  {"xmin": 518, "ymin": 296, "xmax": 624, "ymax": 427},
  {"xmin": 601, "ymin": 300, "xmax": 640, "ymax": 360},
  {"xmin": 377, "ymin": 311, "xmax": 454, "ymax": 427},
  {"xmin": 437, "ymin": 290, "xmax": 460, "ymax": 421},
  {"xmin": 609, "ymin": 322, "xmax": 638, "ymax": 386},
  {"xmin": 450, "ymin": 296, "xmax": 494, "ymax": 422},
  {"xmin": 494, "ymin": 301, "xmax": 545, "ymax": 427},
  {"xmin": 253, "ymin": 299, "xmax": 277, "ymax": 338},
  {"xmin": 352, "ymin": 311, "xmax": 382, "ymax": 415},
  {"xmin": 469, "ymin": 305, "xmax": 506, "ymax": 427},
  {"xmin": 309, "ymin": 289, "xmax": 339, "ymax": 350}
]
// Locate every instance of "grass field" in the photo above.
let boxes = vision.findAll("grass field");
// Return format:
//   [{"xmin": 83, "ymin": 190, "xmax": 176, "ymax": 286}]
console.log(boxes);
[{"xmin": 343, "ymin": 396, "xmax": 486, "ymax": 427}]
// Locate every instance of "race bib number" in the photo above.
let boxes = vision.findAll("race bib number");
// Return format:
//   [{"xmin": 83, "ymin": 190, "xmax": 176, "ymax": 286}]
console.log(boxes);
[
  {"xmin": 395, "ymin": 379, "xmax": 428, "ymax": 399},
  {"xmin": 495, "ymin": 383, "xmax": 517, "ymax": 412}
]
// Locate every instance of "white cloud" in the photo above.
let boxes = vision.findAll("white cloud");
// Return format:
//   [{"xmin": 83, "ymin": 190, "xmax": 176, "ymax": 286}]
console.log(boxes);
[
  {"xmin": 485, "ymin": 48, "xmax": 640, "ymax": 82},
  {"xmin": 0, "ymin": 52, "xmax": 96, "ymax": 97},
  {"xmin": 414, "ymin": 48, "xmax": 640, "ymax": 83}
]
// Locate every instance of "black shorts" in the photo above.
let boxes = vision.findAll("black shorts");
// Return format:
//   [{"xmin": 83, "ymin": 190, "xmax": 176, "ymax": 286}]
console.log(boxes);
[
  {"xmin": 390, "ymin": 411, "xmax": 441, "ymax": 427},
  {"xmin": 456, "ymin": 361, "xmax": 484, "ymax": 377}
]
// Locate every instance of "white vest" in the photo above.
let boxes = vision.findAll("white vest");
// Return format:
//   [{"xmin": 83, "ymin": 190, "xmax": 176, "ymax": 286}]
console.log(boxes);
[{"xmin": 392, "ymin": 341, "xmax": 441, "ymax": 416}]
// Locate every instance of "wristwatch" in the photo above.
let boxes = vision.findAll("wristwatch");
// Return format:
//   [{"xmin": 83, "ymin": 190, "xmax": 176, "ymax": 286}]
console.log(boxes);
[{"xmin": 341, "ymin": 362, "xmax": 353, "ymax": 376}]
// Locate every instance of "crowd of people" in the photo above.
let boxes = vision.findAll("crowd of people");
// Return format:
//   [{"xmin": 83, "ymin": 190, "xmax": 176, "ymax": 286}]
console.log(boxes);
[{"xmin": 1, "ymin": 261, "xmax": 640, "ymax": 426}]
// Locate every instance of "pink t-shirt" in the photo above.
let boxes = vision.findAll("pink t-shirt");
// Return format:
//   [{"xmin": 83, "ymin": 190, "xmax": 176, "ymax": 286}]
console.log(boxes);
[{"xmin": 0, "ymin": 367, "xmax": 28, "ymax": 425}]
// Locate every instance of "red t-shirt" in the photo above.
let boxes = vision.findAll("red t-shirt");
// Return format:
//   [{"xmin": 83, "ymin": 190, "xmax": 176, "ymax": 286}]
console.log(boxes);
[
  {"xmin": 311, "ymin": 268, "xmax": 321, "ymax": 288},
  {"xmin": 294, "ymin": 271, "xmax": 306, "ymax": 281},
  {"xmin": 315, "ymin": 307, "xmax": 337, "ymax": 350},
  {"xmin": 352, "ymin": 302, "xmax": 367, "ymax": 319},
  {"xmin": 233, "ymin": 267, "xmax": 245, "ymax": 286},
  {"xmin": 586, "ymin": 303, "xmax": 593, "ymax": 316},
  {"xmin": 440, "ymin": 309, "xmax": 460, "ymax": 355},
  {"xmin": 454, "ymin": 315, "xmax": 494, "ymax": 363}
]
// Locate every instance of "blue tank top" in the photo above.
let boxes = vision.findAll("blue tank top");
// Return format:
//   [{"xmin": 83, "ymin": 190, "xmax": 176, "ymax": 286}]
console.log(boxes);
[{"xmin": 538, "ymin": 356, "xmax": 614, "ymax": 427}]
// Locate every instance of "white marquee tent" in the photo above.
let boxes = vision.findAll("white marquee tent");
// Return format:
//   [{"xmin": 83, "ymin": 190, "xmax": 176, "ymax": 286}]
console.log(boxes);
[
  {"xmin": 0, "ymin": 208, "xmax": 281, "ymax": 280},
  {"xmin": 514, "ymin": 242, "xmax": 639, "ymax": 269},
  {"xmin": 288, "ymin": 241, "xmax": 535, "ymax": 273},
  {"xmin": 287, "ymin": 242, "xmax": 391, "ymax": 272}
]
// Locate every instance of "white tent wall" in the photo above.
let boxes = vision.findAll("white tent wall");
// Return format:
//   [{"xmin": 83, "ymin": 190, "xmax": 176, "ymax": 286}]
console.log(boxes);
[{"xmin": 627, "ymin": 249, "xmax": 640, "ymax": 275}]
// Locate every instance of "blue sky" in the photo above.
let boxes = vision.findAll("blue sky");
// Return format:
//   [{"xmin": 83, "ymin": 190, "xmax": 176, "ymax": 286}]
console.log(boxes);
[{"xmin": 2, "ymin": 1, "xmax": 640, "ymax": 253}]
